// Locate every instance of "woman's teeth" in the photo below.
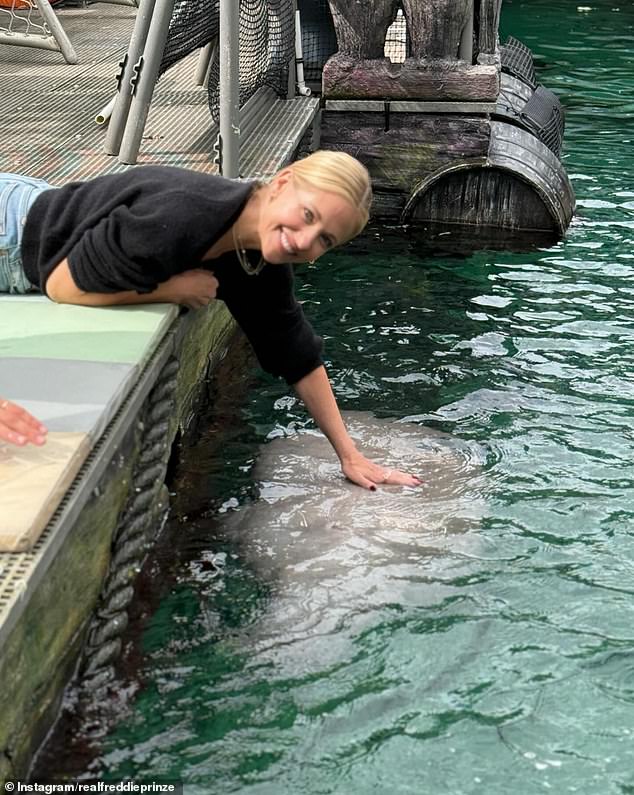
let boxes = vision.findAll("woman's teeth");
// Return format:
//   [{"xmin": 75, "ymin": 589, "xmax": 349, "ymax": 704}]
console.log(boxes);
[{"xmin": 281, "ymin": 230, "xmax": 295, "ymax": 255}]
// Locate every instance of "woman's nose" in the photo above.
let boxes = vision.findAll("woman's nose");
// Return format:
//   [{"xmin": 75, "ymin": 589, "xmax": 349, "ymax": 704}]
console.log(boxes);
[{"xmin": 297, "ymin": 228, "xmax": 320, "ymax": 253}]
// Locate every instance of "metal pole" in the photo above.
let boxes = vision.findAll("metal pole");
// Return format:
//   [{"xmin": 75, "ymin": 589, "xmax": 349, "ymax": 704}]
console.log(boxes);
[
  {"xmin": 36, "ymin": 0, "xmax": 78, "ymax": 64},
  {"xmin": 118, "ymin": 0, "xmax": 175, "ymax": 164},
  {"xmin": 294, "ymin": 8, "xmax": 311, "ymax": 96},
  {"xmin": 459, "ymin": 0, "xmax": 474, "ymax": 64},
  {"xmin": 195, "ymin": 39, "xmax": 216, "ymax": 86},
  {"xmin": 219, "ymin": 0, "xmax": 240, "ymax": 178},
  {"xmin": 287, "ymin": 0, "xmax": 297, "ymax": 98},
  {"xmin": 104, "ymin": 0, "xmax": 157, "ymax": 156},
  {"xmin": 0, "ymin": 32, "xmax": 58, "ymax": 51}
]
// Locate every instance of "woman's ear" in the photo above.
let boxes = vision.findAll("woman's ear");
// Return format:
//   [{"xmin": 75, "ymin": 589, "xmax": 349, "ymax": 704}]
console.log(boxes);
[{"xmin": 269, "ymin": 168, "xmax": 293, "ymax": 199}]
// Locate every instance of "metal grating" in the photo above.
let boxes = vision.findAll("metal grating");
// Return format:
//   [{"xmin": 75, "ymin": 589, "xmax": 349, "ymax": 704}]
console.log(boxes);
[
  {"xmin": 239, "ymin": 95, "xmax": 320, "ymax": 178},
  {"xmin": 0, "ymin": 6, "xmax": 220, "ymax": 180}
]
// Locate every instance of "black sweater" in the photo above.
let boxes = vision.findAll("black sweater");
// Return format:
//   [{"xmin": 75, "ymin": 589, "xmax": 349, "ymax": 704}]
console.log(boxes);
[{"xmin": 22, "ymin": 166, "xmax": 323, "ymax": 385}]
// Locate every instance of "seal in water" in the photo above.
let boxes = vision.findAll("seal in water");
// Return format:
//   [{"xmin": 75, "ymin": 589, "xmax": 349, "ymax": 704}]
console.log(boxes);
[{"xmin": 212, "ymin": 412, "xmax": 486, "ymax": 637}]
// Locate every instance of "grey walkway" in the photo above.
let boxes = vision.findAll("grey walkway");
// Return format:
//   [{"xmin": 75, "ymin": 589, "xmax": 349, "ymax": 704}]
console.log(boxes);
[{"xmin": 0, "ymin": 2, "xmax": 217, "ymax": 182}]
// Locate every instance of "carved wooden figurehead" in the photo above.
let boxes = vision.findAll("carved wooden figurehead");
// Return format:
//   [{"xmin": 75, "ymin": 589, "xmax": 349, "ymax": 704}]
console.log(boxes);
[
  {"xmin": 402, "ymin": 0, "xmax": 471, "ymax": 60},
  {"xmin": 322, "ymin": 0, "xmax": 500, "ymax": 102}
]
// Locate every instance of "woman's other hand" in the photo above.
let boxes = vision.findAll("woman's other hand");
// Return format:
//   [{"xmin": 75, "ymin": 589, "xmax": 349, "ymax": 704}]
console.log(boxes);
[
  {"xmin": 162, "ymin": 269, "xmax": 219, "ymax": 309},
  {"xmin": 340, "ymin": 448, "xmax": 423, "ymax": 491},
  {"xmin": 0, "ymin": 399, "xmax": 48, "ymax": 447}
]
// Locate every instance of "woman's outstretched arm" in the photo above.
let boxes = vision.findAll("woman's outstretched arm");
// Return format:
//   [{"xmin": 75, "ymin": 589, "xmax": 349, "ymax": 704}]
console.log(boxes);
[{"xmin": 293, "ymin": 365, "xmax": 423, "ymax": 490}]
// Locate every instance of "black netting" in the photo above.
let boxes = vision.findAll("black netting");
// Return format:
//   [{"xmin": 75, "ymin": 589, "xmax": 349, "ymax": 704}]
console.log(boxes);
[
  {"xmin": 500, "ymin": 35, "xmax": 536, "ymax": 87},
  {"xmin": 519, "ymin": 85, "xmax": 565, "ymax": 157},
  {"xmin": 297, "ymin": 0, "xmax": 337, "ymax": 84},
  {"xmin": 207, "ymin": 0, "xmax": 295, "ymax": 123},
  {"xmin": 160, "ymin": 0, "xmax": 219, "ymax": 76}
]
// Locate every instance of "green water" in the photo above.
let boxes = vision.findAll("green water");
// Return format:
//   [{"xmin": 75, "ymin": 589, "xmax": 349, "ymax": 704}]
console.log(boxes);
[{"xmin": 71, "ymin": 2, "xmax": 634, "ymax": 792}]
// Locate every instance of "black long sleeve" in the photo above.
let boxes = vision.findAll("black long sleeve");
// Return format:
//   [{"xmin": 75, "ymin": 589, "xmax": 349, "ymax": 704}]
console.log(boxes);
[
  {"xmin": 214, "ymin": 257, "xmax": 324, "ymax": 385},
  {"xmin": 21, "ymin": 164, "xmax": 323, "ymax": 384},
  {"xmin": 22, "ymin": 166, "xmax": 253, "ymax": 294}
]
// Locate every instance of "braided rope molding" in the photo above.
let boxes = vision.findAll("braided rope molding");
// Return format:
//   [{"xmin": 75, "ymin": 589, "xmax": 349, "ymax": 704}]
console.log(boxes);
[{"xmin": 79, "ymin": 355, "xmax": 179, "ymax": 696}]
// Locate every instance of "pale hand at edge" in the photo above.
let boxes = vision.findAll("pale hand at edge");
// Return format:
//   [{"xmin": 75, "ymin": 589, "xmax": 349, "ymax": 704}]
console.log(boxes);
[{"xmin": 0, "ymin": 398, "xmax": 48, "ymax": 447}]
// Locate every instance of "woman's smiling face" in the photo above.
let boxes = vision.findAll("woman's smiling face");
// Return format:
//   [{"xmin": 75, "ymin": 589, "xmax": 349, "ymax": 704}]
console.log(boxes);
[{"xmin": 258, "ymin": 171, "xmax": 358, "ymax": 264}]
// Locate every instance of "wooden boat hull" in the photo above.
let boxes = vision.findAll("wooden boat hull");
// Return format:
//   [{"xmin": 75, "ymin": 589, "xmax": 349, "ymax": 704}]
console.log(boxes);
[{"xmin": 318, "ymin": 105, "xmax": 575, "ymax": 246}]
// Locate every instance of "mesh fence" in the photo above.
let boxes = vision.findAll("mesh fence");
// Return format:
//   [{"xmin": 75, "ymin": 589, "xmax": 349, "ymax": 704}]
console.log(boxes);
[
  {"xmin": 297, "ymin": 0, "xmax": 336, "ymax": 83},
  {"xmin": 384, "ymin": 8, "xmax": 406, "ymax": 63},
  {"xmin": 297, "ymin": 1, "xmax": 406, "ymax": 78},
  {"xmin": 205, "ymin": 0, "xmax": 295, "ymax": 121},
  {"xmin": 160, "ymin": 0, "xmax": 219, "ymax": 76},
  {"xmin": 160, "ymin": 0, "xmax": 295, "ymax": 119}
]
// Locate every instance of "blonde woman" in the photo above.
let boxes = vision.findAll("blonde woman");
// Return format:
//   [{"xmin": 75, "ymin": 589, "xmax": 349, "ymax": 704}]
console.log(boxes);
[{"xmin": 1, "ymin": 152, "xmax": 421, "ymax": 489}]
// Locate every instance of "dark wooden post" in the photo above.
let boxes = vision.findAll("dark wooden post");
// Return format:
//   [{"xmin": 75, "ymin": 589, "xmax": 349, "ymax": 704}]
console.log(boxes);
[
  {"xmin": 402, "ymin": 0, "xmax": 472, "ymax": 60},
  {"xmin": 327, "ymin": 0, "xmax": 400, "ymax": 59},
  {"xmin": 478, "ymin": 0, "xmax": 502, "ymax": 57}
]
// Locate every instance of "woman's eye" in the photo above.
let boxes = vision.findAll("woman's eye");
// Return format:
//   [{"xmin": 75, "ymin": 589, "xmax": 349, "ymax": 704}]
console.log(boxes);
[
  {"xmin": 304, "ymin": 208, "xmax": 314, "ymax": 223},
  {"xmin": 320, "ymin": 235, "xmax": 332, "ymax": 249}
]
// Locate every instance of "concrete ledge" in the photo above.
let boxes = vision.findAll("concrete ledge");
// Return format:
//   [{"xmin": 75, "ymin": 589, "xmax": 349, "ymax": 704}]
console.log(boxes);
[{"xmin": 0, "ymin": 298, "xmax": 179, "ymax": 551}]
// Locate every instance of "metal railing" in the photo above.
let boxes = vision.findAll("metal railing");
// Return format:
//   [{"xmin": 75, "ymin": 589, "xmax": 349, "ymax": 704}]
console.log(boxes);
[
  {"xmin": 104, "ymin": 0, "xmax": 299, "ymax": 173},
  {"xmin": 0, "ymin": 0, "xmax": 78, "ymax": 64}
]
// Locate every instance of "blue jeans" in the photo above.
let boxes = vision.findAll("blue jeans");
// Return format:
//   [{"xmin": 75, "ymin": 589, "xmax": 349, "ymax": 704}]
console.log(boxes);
[{"xmin": 0, "ymin": 173, "xmax": 52, "ymax": 293}]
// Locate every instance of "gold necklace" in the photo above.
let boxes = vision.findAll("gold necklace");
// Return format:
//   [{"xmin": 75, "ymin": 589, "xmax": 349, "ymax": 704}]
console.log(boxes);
[{"xmin": 232, "ymin": 224, "xmax": 266, "ymax": 277}]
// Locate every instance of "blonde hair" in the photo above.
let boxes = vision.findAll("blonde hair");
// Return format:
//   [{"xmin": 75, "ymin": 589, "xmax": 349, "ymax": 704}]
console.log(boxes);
[{"xmin": 286, "ymin": 150, "xmax": 372, "ymax": 239}]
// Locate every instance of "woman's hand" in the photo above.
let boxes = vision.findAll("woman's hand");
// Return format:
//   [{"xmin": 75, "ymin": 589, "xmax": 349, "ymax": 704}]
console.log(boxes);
[
  {"xmin": 294, "ymin": 366, "xmax": 423, "ymax": 491},
  {"xmin": 161, "ymin": 269, "xmax": 219, "ymax": 309},
  {"xmin": 0, "ymin": 399, "xmax": 48, "ymax": 447},
  {"xmin": 340, "ymin": 448, "xmax": 423, "ymax": 491}
]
